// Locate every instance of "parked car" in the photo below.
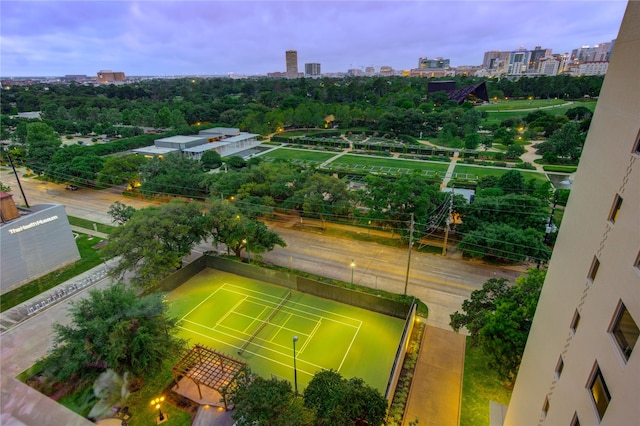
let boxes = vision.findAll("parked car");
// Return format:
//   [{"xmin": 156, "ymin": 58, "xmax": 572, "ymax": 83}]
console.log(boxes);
[{"xmin": 65, "ymin": 185, "xmax": 79, "ymax": 191}]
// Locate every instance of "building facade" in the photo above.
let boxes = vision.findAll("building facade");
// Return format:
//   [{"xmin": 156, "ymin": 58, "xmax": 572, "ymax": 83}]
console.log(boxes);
[
  {"xmin": 1, "ymin": 203, "xmax": 80, "ymax": 293},
  {"xmin": 285, "ymin": 50, "xmax": 298, "ymax": 78},
  {"xmin": 96, "ymin": 70, "xmax": 126, "ymax": 83},
  {"xmin": 304, "ymin": 63, "xmax": 321, "ymax": 77},
  {"xmin": 505, "ymin": 2, "xmax": 640, "ymax": 425}
]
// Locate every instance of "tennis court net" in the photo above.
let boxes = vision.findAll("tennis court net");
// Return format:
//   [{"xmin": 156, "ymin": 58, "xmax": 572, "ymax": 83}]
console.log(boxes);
[{"xmin": 238, "ymin": 291, "xmax": 291, "ymax": 355}]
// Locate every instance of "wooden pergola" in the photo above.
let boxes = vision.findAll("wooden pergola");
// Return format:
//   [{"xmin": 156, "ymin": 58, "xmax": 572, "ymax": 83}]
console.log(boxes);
[{"xmin": 172, "ymin": 345, "xmax": 246, "ymax": 410}]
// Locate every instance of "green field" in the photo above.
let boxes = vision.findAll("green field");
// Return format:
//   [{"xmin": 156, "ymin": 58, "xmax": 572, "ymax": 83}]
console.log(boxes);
[
  {"xmin": 167, "ymin": 269, "xmax": 405, "ymax": 393},
  {"xmin": 477, "ymin": 98, "xmax": 566, "ymax": 111},
  {"xmin": 479, "ymin": 100, "xmax": 597, "ymax": 127},
  {"xmin": 331, "ymin": 154, "xmax": 450, "ymax": 175},
  {"xmin": 261, "ymin": 148, "xmax": 338, "ymax": 164},
  {"xmin": 453, "ymin": 164, "xmax": 548, "ymax": 184}
]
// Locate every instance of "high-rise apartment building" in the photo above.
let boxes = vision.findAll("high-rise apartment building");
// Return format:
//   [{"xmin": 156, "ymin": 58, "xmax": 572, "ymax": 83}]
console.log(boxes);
[
  {"xmin": 505, "ymin": 2, "xmax": 639, "ymax": 425},
  {"xmin": 285, "ymin": 50, "xmax": 298, "ymax": 78},
  {"xmin": 304, "ymin": 63, "xmax": 321, "ymax": 77}
]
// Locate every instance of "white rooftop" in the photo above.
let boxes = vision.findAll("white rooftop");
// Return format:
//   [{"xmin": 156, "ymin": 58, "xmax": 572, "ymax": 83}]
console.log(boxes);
[
  {"xmin": 132, "ymin": 145, "xmax": 179, "ymax": 155},
  {"xmin": 155, "ymin": 135, "xmax": 205, "ymax": 143}
]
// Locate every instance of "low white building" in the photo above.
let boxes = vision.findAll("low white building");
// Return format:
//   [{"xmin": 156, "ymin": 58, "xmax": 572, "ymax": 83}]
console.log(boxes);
[{"xmin": 132, "ymin": 127, "xmax": 260, "ymax": 159}]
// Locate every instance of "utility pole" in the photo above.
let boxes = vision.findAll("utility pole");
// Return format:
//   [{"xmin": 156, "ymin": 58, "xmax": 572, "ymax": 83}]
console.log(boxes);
[
  {"xmin": 538, "ymin": 191, "xmax": 558, "ymax": 268},
  {"xmin": 442, "ymin": 187, "xmax": 454, "ymax": 256},
  {"xmin": 404, "ymin": 213, "xmax": 414, "ymax": 296},
  {"xmin": 6, "ymin": 150, "xmax": 29, "ymax": 208}
]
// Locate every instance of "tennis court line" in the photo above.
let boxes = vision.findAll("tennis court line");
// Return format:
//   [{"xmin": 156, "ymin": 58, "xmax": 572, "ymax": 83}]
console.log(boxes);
[
  {"xmin": 221, "ymin": 283, "xmax": 287, "ymax": 302},
  {"xmin": 337, "ymin": 322, "xmax": 361, "ymax": 372},
  {"xmin": 243, "ymin": 305, "xmax": 270, "ymax": 333},
  {"xmin": 219, "ymin": 283, "xmax": 361, "ymax": 329},
  {"xmin": 178, "ymin": 286, "xmax": 226, "ymax": 322},
  {"xmin": 178, "ymin": 324, "xmax": 325, "ymax": 378},
  {"xmin": 298, "ymin": 319, "xmax": 321, "ymax": 355},
  {"xmin": 216, "ymin": 296, "xmax": 247, "ymax": 327}
]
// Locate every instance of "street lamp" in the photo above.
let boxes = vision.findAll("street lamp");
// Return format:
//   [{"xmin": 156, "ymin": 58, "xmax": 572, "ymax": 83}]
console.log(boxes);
[
  {"xmin": 150, "ymin": 396, "xmax": 166, "ymax": 423},
  {"xmin": 350, "ymin": 260, "xmax": 355, "ymax": 286},
  {"xmin": 243, "ymin": 239, "xmax": 251, "ymax": 264},
  {"xmin": 292, "ymin": 336, "xmax": 299, "ymax": 396}
]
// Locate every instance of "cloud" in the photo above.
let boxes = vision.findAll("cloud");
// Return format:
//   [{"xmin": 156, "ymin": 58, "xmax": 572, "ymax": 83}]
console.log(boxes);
[{"xmin": 0, "ymin": 0, "xmax": 627, "ymax": 76}]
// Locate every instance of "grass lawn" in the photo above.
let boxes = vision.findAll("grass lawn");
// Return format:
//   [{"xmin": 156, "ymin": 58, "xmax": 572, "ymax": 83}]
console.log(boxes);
[
  {"xmin": 479, "ymin": 100, "xmax": 597, "ymax": 127},
  {"xmin": 261, "ymin": 147, "xmax": 338, "ymax": 163},
  {"xmin": 0, "ymin": 234, "xmax": 107, "ymax": 312},
  {"xmin": 68, "ymin": 215, "xmax": 115, "ymax": 235},
  {"xmin": 477, "ymin": 98, "xmax": 566, "ymax": 111},
  {"xmin": 461, "ymin": 342, "xmax": 512, "ymax": 426},
  {"xmin": 331, "ymin": 154, "xmax": 450, "ymax": 174},
  {"xmin": 453, "ymin": 164, "xmax": 548, "ymax": 184}
]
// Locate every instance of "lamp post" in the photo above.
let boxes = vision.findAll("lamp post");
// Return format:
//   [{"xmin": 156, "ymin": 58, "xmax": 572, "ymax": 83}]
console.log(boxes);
[
  {"xmin": 150, "ymin": 396, "xmax": 165, "ymax": 423},
  {"xmin": 243, "ymin": 239, "xmax": 250, "ymax": 264},
  {"xmin": 292, "ymin": 336, "xmax": 299, "ymax": 396},
  {"xmin": 350, "ymin": 259, "xmax": 355, "ymax": 286}
]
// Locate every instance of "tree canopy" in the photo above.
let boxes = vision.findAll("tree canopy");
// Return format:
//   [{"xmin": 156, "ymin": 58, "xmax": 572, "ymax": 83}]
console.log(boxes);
[
  {"xmin": 450, "ymin": 269, "xmax": 546, "ymax": 385},
  {"xmin": 42, "ymin": 282, "xmax": 185, "ymax": 382},
  {"xmin": 100, "ymin": 200, "xmax": 209, "ymax": 288}
]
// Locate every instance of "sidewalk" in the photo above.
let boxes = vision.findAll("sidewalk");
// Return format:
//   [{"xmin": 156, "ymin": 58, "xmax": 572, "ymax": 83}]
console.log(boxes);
[{"xmin": 404, "ymin": 326, "xmax": 466, "ymax": 426}]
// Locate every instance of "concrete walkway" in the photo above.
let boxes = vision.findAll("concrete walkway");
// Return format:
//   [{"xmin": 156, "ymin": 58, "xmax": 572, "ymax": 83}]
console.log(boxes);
[{"xmin": 404, "ymin": 326, "xmax": 466, "ymax": 426}]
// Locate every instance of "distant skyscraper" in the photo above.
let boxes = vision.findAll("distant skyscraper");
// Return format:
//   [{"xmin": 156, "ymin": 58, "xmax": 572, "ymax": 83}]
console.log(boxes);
[
  {"xmin": 305, "ymin": 63, "xmax": 321, "ymax": 77},
  {"xmin": 505, "ymin": 2, "xmax": 639, "ymax": 424},
  {"xmin": 285, "ymin": 50, "xmax": 298, "ymax": 78}
]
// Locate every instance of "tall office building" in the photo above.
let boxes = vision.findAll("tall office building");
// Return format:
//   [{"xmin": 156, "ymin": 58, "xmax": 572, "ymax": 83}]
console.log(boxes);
[
  {"xmin": 285, "ymin": 50, "xmax": 298, "ymax": 78},
  {"xmin": 305, "ymin": 63, "xmax": 321, "ymax": 77},
  {"xmin": 505, "ymin": 2, "xmax": 639, "ymax": 425}
]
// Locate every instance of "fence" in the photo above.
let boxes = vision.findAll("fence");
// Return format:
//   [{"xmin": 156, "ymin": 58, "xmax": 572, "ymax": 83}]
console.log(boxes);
[{"xmin": 25, "ymin": 266, "xmax": 110, "ymax": 316}]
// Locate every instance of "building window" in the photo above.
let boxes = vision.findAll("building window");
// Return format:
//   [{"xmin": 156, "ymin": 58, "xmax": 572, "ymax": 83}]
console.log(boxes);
[
  {"xmin": 588, "ymin": 364, "xmax": 611, "ymax": 421},
  {"xmin": 570, "ymin": 310, "xmax": 581, "ymax": 335},
  {"xmin": 542, "ymin": 396, "xmax": 550, "ymax": 418},
  {"xmin": 555, "ymin": 356, "xmax": 564, "ymax": 380},
  {"xmin": 570, "ymin": 412, "xmax": 580, "ymax": 426},
  {"xmin": 588, "ymin": 257, "xmax": 600, "ymax": 282},
  {"xmin": 609, "ymin": 302, "xmax": 639, "ymax": 362},
  {"xmin": 608, "ymin": 194, "xmax": 623, "ymax": 223}
]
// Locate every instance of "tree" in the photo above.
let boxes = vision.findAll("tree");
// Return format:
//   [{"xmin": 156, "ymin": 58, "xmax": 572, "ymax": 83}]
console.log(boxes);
[
  {"xmin": 97, "ymin": 154, "xmax": 147, "ymax": 188},
  {"xmin": 450, "ymin": 269, "xmax": 546, "ymax": 386},
  {"xmin": 230, "ymin": 375, "xmax": 313, "ymax": 426},
  {"xmin": 206, "ymin": 199, "xmax": 286, "ymax": 259},
  {"xmin": 139, "ymin": 153, "xmax": 206, "ymax": 197},
  {"xmin": 496, "ymin": 170, "xmax": 527, "ymax": 194},
  {"xmin": 107, "ymin": 201, "xmax": 137, "ymax": 225},
  {"xmin": 200, "ymin": 150, "xmax": 222, "ymax": 171},
  {"xmin": 25, "ymin": 122, "xmax": 61, "ymax": 175},
  {"xmin": 303, "ymin": 369, "xmax": 388, "ymax": 425},
  {"xmin": 535, "ymin": 121, "xmax": 586, "ymax": 163},
  {"xmin": 42, "ymin": 283, "xmax": 185, "ymax": 382},
  {"xmin": 100, "ymin": 200, "xmax": 209, "ymax": 288},
  {"xmin": 458, "ymin": 223, "xmax": 550, "ymax": 263},
  {"xmin": 296, "ymin": 173, "xmax": 354, "ymax": 225},
  {"xmin": 226, "ymin": 155, "xmax": 247, "ymax": 170}
]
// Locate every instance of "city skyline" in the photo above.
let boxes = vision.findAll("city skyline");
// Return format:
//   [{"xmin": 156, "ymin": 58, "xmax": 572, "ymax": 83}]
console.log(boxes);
[{"xmin": 0, "ymin": 1, "xmax": 628, "ymax": 77}]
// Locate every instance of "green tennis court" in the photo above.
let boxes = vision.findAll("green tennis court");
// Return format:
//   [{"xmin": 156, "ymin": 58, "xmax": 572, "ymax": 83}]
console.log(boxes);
[{"xmin": 167, "ymin": 268, "xmax": 405, "ymax": 392}]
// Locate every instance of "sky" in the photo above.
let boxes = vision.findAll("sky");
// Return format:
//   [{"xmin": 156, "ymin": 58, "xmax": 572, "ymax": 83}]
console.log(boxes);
[{"xmin": 0, "ymin": 0, "xmax": 629, "ymax": 77}]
